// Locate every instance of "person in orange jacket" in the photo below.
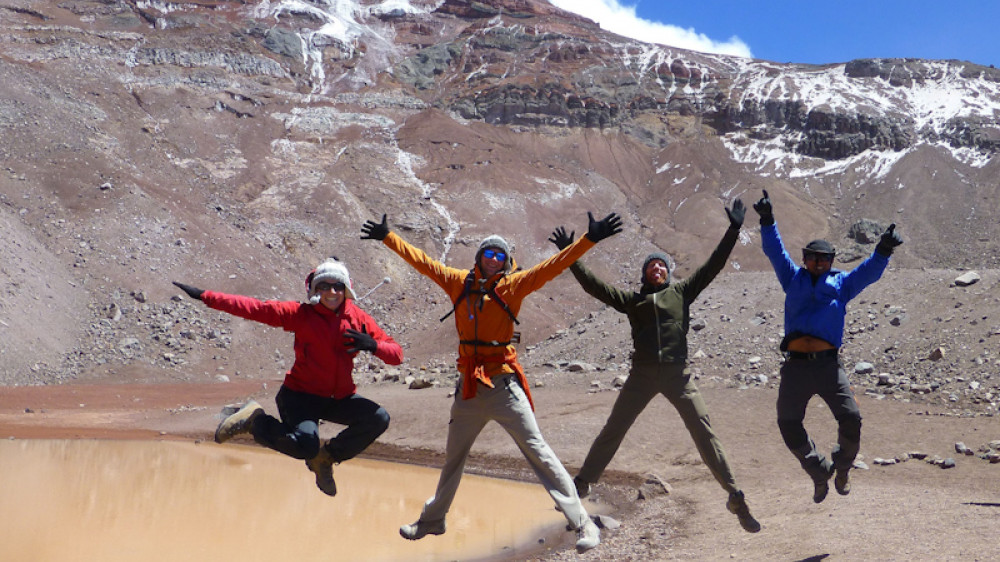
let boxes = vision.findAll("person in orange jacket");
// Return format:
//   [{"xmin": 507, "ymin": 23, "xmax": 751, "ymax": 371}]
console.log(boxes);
[
  {"xmin": 361, "ymin": 211, "xmax": 621, "ymax": 553},
  {"xmin": 172, "ymin": 258, "xmax": 403, "ymax": 497}
]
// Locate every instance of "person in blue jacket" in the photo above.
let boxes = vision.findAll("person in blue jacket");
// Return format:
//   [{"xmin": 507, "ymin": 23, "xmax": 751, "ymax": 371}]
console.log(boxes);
[{"xmin": 753, "ymin": 190, "xmax": 903, "ymax": 503}]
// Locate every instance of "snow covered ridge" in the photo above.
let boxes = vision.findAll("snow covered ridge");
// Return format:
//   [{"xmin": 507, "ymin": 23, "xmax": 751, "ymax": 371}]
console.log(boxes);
[
  {"xmin": 718, "ymin": 58, "xmax": 1000, "ymax": 173},
  {"xmin": 130, "ymin": 0, "xmax": 999, "ymax": 175}
]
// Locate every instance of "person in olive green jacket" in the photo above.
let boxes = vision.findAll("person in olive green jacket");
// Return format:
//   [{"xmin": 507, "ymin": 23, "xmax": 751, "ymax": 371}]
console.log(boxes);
[{"xmin": 549, "ymin": 198, "xmax": 760, "ymax": 533}]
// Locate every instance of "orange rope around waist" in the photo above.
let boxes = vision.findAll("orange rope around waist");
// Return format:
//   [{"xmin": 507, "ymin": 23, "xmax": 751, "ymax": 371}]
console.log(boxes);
[{"xmin": 457, "ymin": 350, "xmax": 534, "ymax": 410}]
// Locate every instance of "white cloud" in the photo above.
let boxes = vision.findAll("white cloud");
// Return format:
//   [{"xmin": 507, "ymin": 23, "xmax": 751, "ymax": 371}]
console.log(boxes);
[{"xmin": 548, "ymin": 0, "xmax": 753, "ymax": 58}]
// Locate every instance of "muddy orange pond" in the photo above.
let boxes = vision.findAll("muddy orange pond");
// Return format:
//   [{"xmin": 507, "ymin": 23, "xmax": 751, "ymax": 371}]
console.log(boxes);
[{"xmin": 0, "ymin": 439, "xmax": 572, "ymax": 561}]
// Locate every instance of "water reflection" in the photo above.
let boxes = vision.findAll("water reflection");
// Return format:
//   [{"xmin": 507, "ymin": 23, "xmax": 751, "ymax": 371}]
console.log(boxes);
[{"xmin": 0, "ymin": 439, "xmax": 569, "ymax": 561}]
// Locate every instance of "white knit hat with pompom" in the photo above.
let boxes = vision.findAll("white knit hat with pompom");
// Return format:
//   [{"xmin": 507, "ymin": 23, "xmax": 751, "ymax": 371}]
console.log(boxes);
[{"xmin": 306, "ymin": 259, "xmax": 357, "ymax": 303}]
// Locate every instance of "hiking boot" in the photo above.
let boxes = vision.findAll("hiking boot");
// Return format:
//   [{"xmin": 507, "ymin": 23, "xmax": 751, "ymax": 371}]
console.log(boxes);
[
  {"xmin": 575, "ymin": 518, "xmax": 600, "ymax": 553},
  {"xmin": 726, "ymin": 491, "xmax": 761, "ymax": 533},
  {"xmin": 811, "ymin": 462, "xmax": 834, "ymax": 503},
  {"xmin": 399, "ymin": 518, "xmax": 446, "ymax": 540},
  {"xmin": 835, "ymin": 468, "xmax": 851, "ymax": 495},
  {"xmin": 812, "ymin": 475, "xmax": 831, "ymax": 503},
  {"xmin": 573, "ymin": 475, "xmax": 591, "ymax": 500},
  {"xmin": 305, "ymin": 447, "xmax": 337, "ymax": 497},
  {"xmin": 214, "ymin": 400, "xmax": 263, "ymax": 443}
]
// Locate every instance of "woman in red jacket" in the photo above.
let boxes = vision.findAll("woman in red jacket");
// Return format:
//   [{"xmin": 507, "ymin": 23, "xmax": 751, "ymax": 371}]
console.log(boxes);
[{"xmin": 172, "ymin": 258, "xmax": 403, "ymax": 497}]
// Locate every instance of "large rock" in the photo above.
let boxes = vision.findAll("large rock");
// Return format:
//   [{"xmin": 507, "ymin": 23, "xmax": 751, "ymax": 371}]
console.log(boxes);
[{"xmin": 954, "ymin": 272, "xmax": 981, "ymax": 286}]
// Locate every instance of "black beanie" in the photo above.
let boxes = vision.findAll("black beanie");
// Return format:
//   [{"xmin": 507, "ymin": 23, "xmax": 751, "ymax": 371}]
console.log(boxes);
[{"xmin": 803, "ymin": 239, "xmax": 835, "ymax": 255}]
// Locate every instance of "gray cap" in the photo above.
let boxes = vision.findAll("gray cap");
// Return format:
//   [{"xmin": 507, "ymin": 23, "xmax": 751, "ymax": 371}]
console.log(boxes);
[
  {"xmin": 478, "ymin": 235, "xmax": 510, "ymax": 254},
  {"xmin": 476, "ymin": 235, "xmax": 513, "ymax": 274}
]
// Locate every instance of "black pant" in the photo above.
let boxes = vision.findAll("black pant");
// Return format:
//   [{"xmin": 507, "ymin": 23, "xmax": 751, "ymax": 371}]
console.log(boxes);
[
  {"xmin": 776, "ymin": 356, "xmax": 862, "ymax": 480},
  {"xmin": 251, "ymin": 386, "xmax": 389, "ymax": 462}
]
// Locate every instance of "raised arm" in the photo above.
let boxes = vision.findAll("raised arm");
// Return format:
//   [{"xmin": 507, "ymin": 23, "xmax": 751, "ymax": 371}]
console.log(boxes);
[
  {"xmin": 361, "ymin": 213, "xmax": 465, "ymax": 296},
  {"xmin": 680, "ymin": 199, "xmax": 744, "ymax": 301},
  {"xmin": 504, "ymin": 211, "xmax": 623, "ymax": 297},
  {"xmin": 549, "ymin": 225, "xmax": 631, "ymax": 312},
  {"xmin": 753, "ymin": 190, "xmax": 798, "ymax": 289}
]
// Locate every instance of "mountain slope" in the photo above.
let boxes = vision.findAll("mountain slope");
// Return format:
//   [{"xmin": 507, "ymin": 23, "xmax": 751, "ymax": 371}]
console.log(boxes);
[{"xmin": 0, "ymin": 0, "xmax": 997, "ymax": 386}]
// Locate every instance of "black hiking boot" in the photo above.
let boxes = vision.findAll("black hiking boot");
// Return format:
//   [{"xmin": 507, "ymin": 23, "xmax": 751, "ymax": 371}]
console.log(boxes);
[
  {"xmin": 305, "ymin": 447, "xmax": 337, "ymax": 497},
  {"xmin": 727, "ymin": 491, "xmax": 761, "ymax": 533}
]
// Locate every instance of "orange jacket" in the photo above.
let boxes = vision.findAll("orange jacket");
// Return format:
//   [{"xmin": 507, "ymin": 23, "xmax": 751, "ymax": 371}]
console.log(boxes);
[{"xmin": 383, "ymin": 231, "xmax": 596, "ymax": 406}]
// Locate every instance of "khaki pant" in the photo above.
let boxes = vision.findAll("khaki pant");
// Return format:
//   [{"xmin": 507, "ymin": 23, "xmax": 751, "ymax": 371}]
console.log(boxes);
[
  {"xmin": 418, "ymin": 374, "xmax": 589, "ymax": 530},
  {"xmin": 577, "ymin": 362, "xmax": 739, "ymax": 494}
]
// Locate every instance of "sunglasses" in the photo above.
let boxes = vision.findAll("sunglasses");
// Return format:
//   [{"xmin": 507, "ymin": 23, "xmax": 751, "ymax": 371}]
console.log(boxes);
[
  {"xmin": 803, "ymin": 253, "xmax": 834, "ymax": 263},
  {"xmin": 315, "ymin": 281, "xmax": 346, "ymax": 292},
  {"xmin": 482, "ymin": 249, "xmax": 506, "ymax": 261}
]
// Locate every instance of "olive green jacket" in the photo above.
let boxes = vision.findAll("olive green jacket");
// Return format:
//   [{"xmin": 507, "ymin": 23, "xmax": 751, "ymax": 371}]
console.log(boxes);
[{"xmin": 569, "ymin": 226, "xmax": 740, "ymax": 364}]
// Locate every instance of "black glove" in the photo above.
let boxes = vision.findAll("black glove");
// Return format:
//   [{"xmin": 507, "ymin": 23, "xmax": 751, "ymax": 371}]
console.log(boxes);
[
  {"xmin": 172, "ymin": 281, "xmax": 204, "ymax": 301},
  {"xmin": 344, "ymin": 325, "xmax": 377, "ymax": 353},
  {"xmin": 726, "ymin": 198, "xmax": 746, "ymax": 229},
  {"xmin": 548, "ymin": 226, "xmax": 575, "ymax": 250},
  {"xmin": 753, "ymin": 190, "xmax": 774, "ymax": 226},
  {"xmin": 360, "ymin": 214, "xmax": 389, "ymax": 241},
  {"xmin": 875, "ymin": 223, "xmax": 903, "ymax": 256},
  {"xmin": 584, "ymin": 212, "xmax": 623, "ymax": 243}
]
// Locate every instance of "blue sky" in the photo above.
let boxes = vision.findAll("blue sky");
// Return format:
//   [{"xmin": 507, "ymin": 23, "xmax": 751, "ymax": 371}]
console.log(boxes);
[{"xmin": 548, "ymin": 0, "xmax": 999, "ymax": 68}]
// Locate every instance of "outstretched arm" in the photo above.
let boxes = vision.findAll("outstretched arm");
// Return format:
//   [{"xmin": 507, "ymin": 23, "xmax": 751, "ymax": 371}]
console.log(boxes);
[
  {"xmin": 505, "ymin": 211, "xmax": 623, "ymax": 298},
  {"xmin": 841, "ymin": 223, "xmax": 901, "ymax": 300},
  {"xmin": 178, "ymin": 282, "xmax": 300, "ymax": 329},
  {"xmin": 754, "ymin": 190, "xmax": 797, "ymax": 288},
  {"xmin": 681, "ymin": 199, "xmax": 745, "ymax": 300},
  {"xmin": 548, "ymin": 226, "xmax": 631, "ymax": 312},
  {"xmin": 362, "ymin": 213, "xmax": 466, "ymax": 296},
  {"xmin": 172, "ymin": 281, "xmax": 204, "ymax": 301}
]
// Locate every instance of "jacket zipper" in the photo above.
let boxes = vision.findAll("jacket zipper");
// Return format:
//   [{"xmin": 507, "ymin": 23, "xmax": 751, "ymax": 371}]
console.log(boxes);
[{"xmin": 653, "ymin": 290, "xmax": 663, "ymax": 362}]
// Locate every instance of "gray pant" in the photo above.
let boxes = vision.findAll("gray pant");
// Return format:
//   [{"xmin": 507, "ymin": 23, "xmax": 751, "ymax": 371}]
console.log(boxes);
[
  {"xmin": 418, "ymin": 374, "xmax": 589, "ymax": 530},
  {"xmin": 776, "ymin": 356, "xmax": 862, "ymax": 481},
  {"xmin": 577, "ymin": 362, "xmax": 739, "ymax": 495}
]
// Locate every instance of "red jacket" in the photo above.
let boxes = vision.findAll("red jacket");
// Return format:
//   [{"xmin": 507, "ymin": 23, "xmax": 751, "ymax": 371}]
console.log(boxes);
[{"xmin": 202, "ymin": 291, "xmax": 403, "ymax": 399}]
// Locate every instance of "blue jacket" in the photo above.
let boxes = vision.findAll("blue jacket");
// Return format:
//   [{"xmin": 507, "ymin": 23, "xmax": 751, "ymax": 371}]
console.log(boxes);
[{"xmin": 761, "ymin": 223, "xmax": 889, "ymax": 348}]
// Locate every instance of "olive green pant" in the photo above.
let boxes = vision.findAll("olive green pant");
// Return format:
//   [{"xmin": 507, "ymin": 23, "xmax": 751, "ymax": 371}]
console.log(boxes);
[{"xmin": 577, "ymin": 362, "xmax": 739, "ymax": 494}]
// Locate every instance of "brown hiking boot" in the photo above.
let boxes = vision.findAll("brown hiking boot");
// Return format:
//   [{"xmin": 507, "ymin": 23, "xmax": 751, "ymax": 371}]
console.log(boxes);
[
  {"xmin": 305, "ymin": 447, "xmax": 337, "ymax": 496},
  {"xmin": 214, "ymin": 400, "xmax": 263, "ymax": 443},
  {"xmin": 835, "ymin": 468, "xmax": 851, "ymax": 495},
  {"xmin": 399, "ymin": 518, "xmax": 446, "ymax": 540},
  {"xmin": 727, "ymin": 491, "xmax": 761, "ymax": 533}
]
